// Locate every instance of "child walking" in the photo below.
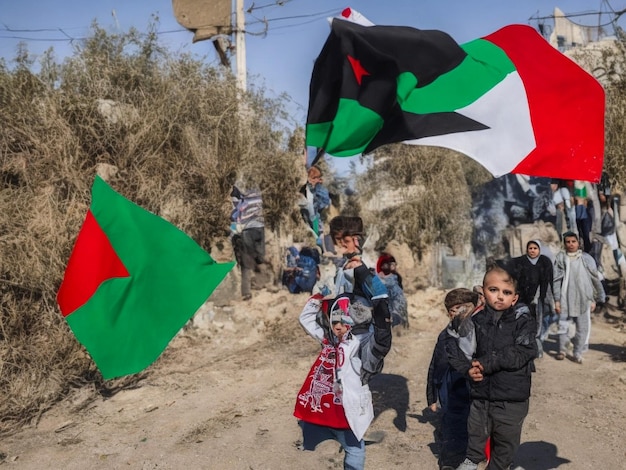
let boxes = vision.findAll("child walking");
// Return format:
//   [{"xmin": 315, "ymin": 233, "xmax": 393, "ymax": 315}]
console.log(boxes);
[
  {"xmin": 426, "ymin": 288, "xmax": 479, "ymax": 470},
  {"xmin": 294, "ymin": 292, "xmax": 392, "ymax": 470},
  {"xmin": 457, "ymin": 261, "xmax": 537, "ymax": 470}
]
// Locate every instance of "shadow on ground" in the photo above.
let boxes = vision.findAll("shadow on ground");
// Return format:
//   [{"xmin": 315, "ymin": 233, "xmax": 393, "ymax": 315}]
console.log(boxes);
[
  {"xmin": 408, "ymin": 406, "xmax": 441, "ymax": 460},
  {"xmin": 368, "ymin": 373, "xmax": 409, "ymax": 432},
  {"xmin": 589, "ymin": 342, "xmax": 626, "ymax": 362},
  {"xmin": 513, "ymin": 440, "xmax": 570, "ymax": 469}
]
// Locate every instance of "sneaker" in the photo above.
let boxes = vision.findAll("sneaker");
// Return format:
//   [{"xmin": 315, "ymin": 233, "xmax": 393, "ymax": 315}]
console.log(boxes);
[
  {"xmin": 456, "ymin": 458, "xmax": 478, "ymax": 470},
  {"xmin": 555, "ymin": 352, "xmax": 565, "ymax": 360},
  {"xmin": 574, "ymin": 354, "xmax": 583, "ymax": 364}
]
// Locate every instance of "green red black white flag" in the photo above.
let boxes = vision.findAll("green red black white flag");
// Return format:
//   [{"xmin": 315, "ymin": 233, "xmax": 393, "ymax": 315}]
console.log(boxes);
[{"xmin": 306, "ymin": 9, "xmax": 604, "ymax": 182}]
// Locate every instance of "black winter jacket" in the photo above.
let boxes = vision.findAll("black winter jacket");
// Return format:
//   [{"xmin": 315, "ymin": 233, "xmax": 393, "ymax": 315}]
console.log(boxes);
[
  {"xmin": 469, "ymin": 303, "xmax": 537, "ymax": 402},
  {"xmin": 511, "ymin": 254, "xmax": 553, "ymax": 306},
  {"xmin": 426, "ymin": 329, "xmax": 471, "ymax": 410}
]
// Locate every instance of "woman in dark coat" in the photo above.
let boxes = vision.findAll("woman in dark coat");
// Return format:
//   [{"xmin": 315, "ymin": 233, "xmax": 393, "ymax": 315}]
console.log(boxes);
[{"xmin": 512, "ymin": 240, "xmax": 554, "ymax": 357}]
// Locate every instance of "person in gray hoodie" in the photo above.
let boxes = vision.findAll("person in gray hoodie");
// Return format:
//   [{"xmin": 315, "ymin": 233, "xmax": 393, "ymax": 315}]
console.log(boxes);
[{"xmin": 553, "ymin": 231, "xmax": 606, "ymax": 363}]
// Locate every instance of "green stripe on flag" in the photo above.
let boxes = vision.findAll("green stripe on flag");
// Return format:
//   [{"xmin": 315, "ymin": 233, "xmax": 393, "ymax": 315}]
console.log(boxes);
[
  {"xmin": 306, "ymin": 98, "xmax": 383, "ymax": 155},
  {"xmin": 64, "ymin": 176, "xmax": 234, "ymax": 379},
  {"xmin": 400, "ymin": 38, "xmax": 516, "ymax": 114}
]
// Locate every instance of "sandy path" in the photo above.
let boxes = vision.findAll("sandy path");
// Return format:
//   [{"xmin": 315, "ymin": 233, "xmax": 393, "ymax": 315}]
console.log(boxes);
[{"xmin": 2, "ymin": 288, "xmax": 625, "ymax": 469}]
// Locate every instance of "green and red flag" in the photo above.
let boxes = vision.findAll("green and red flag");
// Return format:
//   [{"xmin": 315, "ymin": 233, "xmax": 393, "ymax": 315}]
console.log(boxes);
[
  {"xmin": 57, "ymin": 176, "xmax": 234, "ymax": 379},
  {"xmin": 306, "ymin": 9, "xmax": 605, "ymax": 182}
]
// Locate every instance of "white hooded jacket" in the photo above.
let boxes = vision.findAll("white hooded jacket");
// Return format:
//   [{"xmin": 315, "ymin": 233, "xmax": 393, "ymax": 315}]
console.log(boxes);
[{"xmin": 298, "ymin": 296, "xmax": 374, "ymax": 441}]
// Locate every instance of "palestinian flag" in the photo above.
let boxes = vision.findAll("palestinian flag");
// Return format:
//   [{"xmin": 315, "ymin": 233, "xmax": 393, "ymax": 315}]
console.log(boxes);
[
  {"xmin": 306, "ymin": 14, "xmax": 604, "ymax": 182},
  {"xmin": 57, "ymin": 176, "xmax": 234, "ymax": 379}
]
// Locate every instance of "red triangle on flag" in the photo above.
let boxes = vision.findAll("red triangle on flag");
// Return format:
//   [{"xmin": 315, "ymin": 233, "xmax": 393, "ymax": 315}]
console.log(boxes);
[{"xmin": 57, "ymin": 210, "xmax": 130, "ymax": 317}]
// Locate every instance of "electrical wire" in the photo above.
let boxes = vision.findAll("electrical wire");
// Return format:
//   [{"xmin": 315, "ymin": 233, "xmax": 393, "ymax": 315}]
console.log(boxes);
[
  {"xmin": 246, "ymin": 0, "xmax": 293, "ymax": 14},
  {"xmin": 1, "ymin": 5, "xmax": 624, "ymax": 46},
  {"xmin": 247, "ymin": 7, "xmax": 342, "ymax": 26},
  {"xmin": 0, "ymin": 6, "xmax": 339, "ymax": 43}
]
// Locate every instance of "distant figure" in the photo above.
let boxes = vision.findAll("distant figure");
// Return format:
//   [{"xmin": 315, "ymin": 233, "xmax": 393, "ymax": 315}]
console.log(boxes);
[
  {"xmin": 282, "ymin": 246, "xmax": 321, "ymax": 294},
  {"xmin": 230, "ymin": 185, "xmax": 265, "ymax": 301},
  {"xmin": 553, "ymin": 231, "xmax": 605, "ymax": 363},
  {"xmin": 550, "ymin": 179, "xmax": 576, "ymax": 239},
  {"xmin": 376, "ymin": 253, "xmax": 408, "ymax": 328},
  {"xmin": 426, "ymin": 288, "xmax": 479, "ymax": 470},
  {"xmin": 597, "ymin": 192, "xmax": 626, "ymax": 279},
  {"xmin": 299, "ymin": 165, "xmax": 330, "ymax": 249},
  {"xmin": 573, "ymin": 180, "xmax": 593, "ymax": 252},
  {"xmin": 376, "ymin": 252, "xmax": 403, "ymax": 289}
]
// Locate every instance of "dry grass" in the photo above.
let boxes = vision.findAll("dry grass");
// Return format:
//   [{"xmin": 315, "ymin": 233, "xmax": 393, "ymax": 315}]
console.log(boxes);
[
  {"xmin": 0, "ymin": 24, "xmax": 301, "ymax": 436},
  {"xmin": 357, "ymin": 144, "xmax": 484, "ymax": 256}
]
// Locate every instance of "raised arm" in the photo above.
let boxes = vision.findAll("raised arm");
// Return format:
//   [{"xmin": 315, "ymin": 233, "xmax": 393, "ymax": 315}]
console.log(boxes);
[
  {"xmin": 299, "ymin": 294, "xmax": 326, "ymax": 343},
  {"xmin": 359, "ymin": 296, "xmax": 392, "ymax": 384}
]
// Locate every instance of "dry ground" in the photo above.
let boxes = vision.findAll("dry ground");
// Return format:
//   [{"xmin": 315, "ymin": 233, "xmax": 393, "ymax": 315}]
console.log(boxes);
[{"xmin": 2, "ymin": 287, "xmax": 626, "ymax": 470}]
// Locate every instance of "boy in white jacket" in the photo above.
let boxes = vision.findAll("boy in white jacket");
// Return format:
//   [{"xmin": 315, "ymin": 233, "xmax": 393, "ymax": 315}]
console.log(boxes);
[{"xmin": 294, "ymin": 292, "xmax": 392, "ymax": 470}]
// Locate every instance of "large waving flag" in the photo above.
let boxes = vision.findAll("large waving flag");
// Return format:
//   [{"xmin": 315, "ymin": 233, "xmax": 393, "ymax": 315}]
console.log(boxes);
[
  {"xmin": 57, "ymin": 176, "xmax": 234, "ymax": 379},
  {"xmin": 306, "ymin": 10, "xmax": 605, "ymax": 182}
]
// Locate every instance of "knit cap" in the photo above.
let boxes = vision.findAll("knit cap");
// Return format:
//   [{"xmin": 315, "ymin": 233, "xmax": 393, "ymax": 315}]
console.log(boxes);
[{"xmin": 329, "ymin": 294, "xmax": 356, "ymax": 325}]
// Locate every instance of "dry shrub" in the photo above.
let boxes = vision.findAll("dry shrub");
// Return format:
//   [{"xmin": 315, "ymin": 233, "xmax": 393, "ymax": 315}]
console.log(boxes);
[
  {"xmin": 357, "ymin": 144, "xmax": 480, "ymax": 256},
  {"xmin": 574, "ymin": 34, "xmax": 626, "ymax": 193},
  {"xmin": 604, "ymin": 78, "xmax": 626, "ymax": 192},
  {"xmin": 0, "ymin": 22, "xmax": 301, "ymax": 436}
]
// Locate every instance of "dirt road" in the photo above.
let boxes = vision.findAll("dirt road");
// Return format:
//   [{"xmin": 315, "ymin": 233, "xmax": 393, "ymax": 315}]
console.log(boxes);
[{"xmin": 2, "ymin": 288, "xmax": 625, "ymax": 469}]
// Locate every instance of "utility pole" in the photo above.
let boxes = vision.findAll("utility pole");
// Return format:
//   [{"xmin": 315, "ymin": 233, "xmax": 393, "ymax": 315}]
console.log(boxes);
[{"xmin": 234, "ymin": 0, "xmax": 247, "ymax": 91}]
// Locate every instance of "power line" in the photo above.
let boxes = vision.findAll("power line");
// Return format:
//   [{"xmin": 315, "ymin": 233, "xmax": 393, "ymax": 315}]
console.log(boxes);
[
  {"xmin": 0, "ymin": 6, "xmax": 339, "ymax": 44},
  {"xmin": 0, "ymin": 36, "xmax": 77, "ymax": 42},
  {"xmin": 529, "ymin": 6, "xmax": 626, "ymax": 28},
  {"xmin": 246, "ymin": 0, "xmax": 293, "ymax": 14},
  {"xmin": 247, "ymin": 7, "xmax": 341, "ymax": 26},
  {"xmin": 5, "ymin": 5, "xmax": 623, "ymax": 51}
]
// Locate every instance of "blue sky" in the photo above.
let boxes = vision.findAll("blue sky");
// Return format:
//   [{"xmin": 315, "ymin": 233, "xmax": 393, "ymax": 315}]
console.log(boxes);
[
  {"xmin": 2, "ymin": 1, "xmax": 621, "ymax": 118},
  {"xmin": 1, "ymin": 1, "xmax": 622, "ymax": 173}
]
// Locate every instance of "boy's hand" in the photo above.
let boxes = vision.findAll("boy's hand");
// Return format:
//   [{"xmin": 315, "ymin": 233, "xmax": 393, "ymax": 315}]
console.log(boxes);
[
  {"xmin": 468, "ymin": 365, "xmax": 483, "ymax": 381},
  {"xmin": 469, "ymin": 360, "xmax": 484, "ymax": 381},
  {"xmin": 429, "ymin": 403, "xmax": 438, "ymax": 412},
  {"xmin": 306, "ymin": 293, "xmax": 324, "ymax": 309},
  {"xmin": 344, "ymin": 257, "xmax": 362, "ymax": 270}
]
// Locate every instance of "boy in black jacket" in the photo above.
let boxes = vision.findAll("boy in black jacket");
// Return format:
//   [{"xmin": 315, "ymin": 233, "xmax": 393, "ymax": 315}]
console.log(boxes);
[
  {"xmin": 426, "ymin": 288, "xmax": 479, "ymax": 470},
  {"xmin": 456, "ymin": 262, "xmax": 537, "ymax": 470}
]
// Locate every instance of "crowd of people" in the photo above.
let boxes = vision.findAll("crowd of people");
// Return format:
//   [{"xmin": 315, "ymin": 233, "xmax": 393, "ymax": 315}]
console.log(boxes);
[
  {"xmin": 227, "ymin": 165, "xmax": 615, "ymax": 470},
  {"xmin": 424, "ymin": 229, "xmax": 608, "ymax": 470}
]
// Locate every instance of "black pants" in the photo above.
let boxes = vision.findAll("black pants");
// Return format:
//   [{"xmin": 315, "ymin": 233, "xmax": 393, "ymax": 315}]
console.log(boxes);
[
  {"xmin": 465, "ymin": 399, "xmax": 529, "ymax": 470},
  {"xmin": 232, "ymin": 227, "xmax": 265, "ymax": 297},
  {"xmin": 439, "ymin": 403, "xmax": 470, "ymax": 468}
]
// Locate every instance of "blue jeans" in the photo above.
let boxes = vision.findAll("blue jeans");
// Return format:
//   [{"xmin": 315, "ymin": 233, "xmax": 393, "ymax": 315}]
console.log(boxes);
[{"xmin": 300, "ymin": 421, "xmax": 365, "ymax": 470}]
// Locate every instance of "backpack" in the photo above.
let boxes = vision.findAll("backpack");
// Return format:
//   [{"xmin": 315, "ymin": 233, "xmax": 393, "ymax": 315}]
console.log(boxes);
[{"xmin": 293, "ymin": 253, "xmax": 319, "ymax": 293}]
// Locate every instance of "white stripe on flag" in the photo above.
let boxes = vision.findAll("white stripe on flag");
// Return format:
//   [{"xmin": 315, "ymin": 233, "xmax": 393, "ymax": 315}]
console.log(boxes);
[{"xmin": 403, "ymin": 72, "xmax": 535, "ymax": 177}]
